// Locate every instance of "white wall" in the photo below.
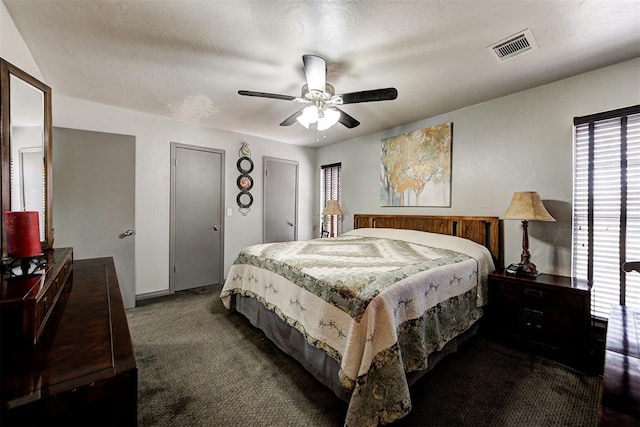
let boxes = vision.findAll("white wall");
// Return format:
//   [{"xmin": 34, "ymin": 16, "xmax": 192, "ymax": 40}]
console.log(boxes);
[
  {"xmin": 0, "ymin": 1, "xmax": 42, "ymax": 80},
  {"xmin": 1, "ymin": 3, "xmax": 318, "ymax": 298},
  {"xmin": 53, "ymin": 95, "xmax": 317, "ymax": 296},
  {"xmin": 318, "ymin": 57, "xmax": 640, "ymax": 276}
]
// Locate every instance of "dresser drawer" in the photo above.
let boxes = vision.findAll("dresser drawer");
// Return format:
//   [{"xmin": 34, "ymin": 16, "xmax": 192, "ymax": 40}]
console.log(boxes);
[
  {"xmin": 34, "ymin": 251, "xmax": 73, "ymax": 342},
  {"xmin": 1, "ymin": 248, "xmax": 74, "ymax": 346}
]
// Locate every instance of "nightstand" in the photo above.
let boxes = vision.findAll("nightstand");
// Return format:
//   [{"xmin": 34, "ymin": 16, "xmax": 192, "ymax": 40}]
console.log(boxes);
[{"xmin": 487, "ymin": 270, "xmax": 592, "ymax": 372}]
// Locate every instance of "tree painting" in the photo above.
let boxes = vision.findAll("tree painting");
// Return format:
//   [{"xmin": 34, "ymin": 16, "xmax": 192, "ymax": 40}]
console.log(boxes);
[{"xmin": 380, "ymin": 123, "xmax": 452, "ymax": 207}]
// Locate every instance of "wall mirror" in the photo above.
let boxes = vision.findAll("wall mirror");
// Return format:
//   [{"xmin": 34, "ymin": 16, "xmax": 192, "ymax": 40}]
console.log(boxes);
[{"xmin": 1, "ymin": 58, "xmax": 53, "ymax": 256}]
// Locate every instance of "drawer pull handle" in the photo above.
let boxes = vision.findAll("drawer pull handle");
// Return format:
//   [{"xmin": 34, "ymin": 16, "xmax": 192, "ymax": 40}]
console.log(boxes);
[
  {"xmin": 524, "ymin": 289, "xmax": 542, "ymax": 298},
  {"xmin": 523, "ymin": 308, "xmax": 544, "ymax": 329}
]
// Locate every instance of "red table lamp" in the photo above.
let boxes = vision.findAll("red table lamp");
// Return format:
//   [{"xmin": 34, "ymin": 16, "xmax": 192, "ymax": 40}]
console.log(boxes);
[{"xmin": 4, "ymin": 211, "xmax": 42, "ymax": 275}]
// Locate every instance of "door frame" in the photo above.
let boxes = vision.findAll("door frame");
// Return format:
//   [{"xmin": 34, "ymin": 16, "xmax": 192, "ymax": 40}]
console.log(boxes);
[
  {"xmin": 263, "ymin": 156, "xmax": 298, "ymax": 243},
  {"xmin": 169, "ymin": 142, "xmax": 225, "ymax": 293}
]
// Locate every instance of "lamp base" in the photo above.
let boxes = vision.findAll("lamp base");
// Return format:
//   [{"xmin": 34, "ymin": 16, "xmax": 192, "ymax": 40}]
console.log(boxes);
[
  {"xmin": 506, "ymin": 262, "xmax": 540, "ymax": 277},
  {"xmin": 519, "ymin": 262, "xmax": 539, "ymax": 277},
  {"xmin": 517, "ymin": 238, "xmax": 539, "ymax": 276},
  {"xmin": 1, "ymin": 255, "xmax": 46, "ymax": 277}
]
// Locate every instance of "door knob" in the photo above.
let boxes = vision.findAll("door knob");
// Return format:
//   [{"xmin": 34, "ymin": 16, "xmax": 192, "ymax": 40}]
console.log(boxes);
[
  {"xmin": 286, "ymin": 221, "xmax": 294, "ymax": 227},
  {"xmin": 213, "ymin": 225, "xmax": 219, "ymax": 231},
  {"xmin": 119, "ymin": 229, "xmax": 135, "ymax": 239}
]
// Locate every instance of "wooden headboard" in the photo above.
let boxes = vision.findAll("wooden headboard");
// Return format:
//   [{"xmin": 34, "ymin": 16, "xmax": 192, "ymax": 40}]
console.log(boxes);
[{"xmin": 353, "ymin": 214, "xmax": 501, "ymax": 263}]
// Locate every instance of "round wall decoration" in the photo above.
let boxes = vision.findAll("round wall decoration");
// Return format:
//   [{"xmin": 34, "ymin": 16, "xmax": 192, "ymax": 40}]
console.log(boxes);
[
  {"xmin": 236, "ymin": 192, "xmax": 254, "ymax": 209},
  {"xmin": 237, "ymin": 174, "xmax": 253, "ymax": 191},
  {"xmin": 237, "ymin": 156, "xmax": 254, "ymax": 174},
  {"xmin": 236, "ymin": 142, "xmax": 253, "ymax": 216}
]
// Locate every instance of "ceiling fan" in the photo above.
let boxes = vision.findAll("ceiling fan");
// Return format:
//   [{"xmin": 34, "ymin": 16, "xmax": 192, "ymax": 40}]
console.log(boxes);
[{"xmin": 238, "ymin": 54, "xmax": 398, "ymax": 131}]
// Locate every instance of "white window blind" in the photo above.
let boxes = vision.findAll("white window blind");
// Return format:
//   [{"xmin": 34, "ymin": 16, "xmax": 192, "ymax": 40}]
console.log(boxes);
[
  {"xmin": 320, "ymin": 163, "xmax": 342, "ymax": 237},
  {"xmin": 573, "ymin": 105, "xmax": 640, "ymax": 319}
]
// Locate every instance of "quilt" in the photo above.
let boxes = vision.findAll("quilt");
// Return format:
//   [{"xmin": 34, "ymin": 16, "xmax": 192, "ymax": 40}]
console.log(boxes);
[{"xmin": 220, "ymin": 228, "xmax": 495, "ymax": 426}]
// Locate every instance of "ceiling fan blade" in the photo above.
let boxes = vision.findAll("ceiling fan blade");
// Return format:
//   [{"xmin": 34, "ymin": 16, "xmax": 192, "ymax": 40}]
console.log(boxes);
[
  {"xmin": 302, "ymin": 54, "xmax": 326, "ymax": 92},
  {"xmin": 280, "ymin": 109, "xmax": 303, "ymax": 126},
  {"xmin": 336, "ymin": 108, "xmax": 360, "ymax": 128},
  {"xmin": 339, "ymin": 88, "xmax": 398, "ymax": 104},
  {"xmin": 238, "ymin": 90, "xmax": 296, "ymax": 101}
]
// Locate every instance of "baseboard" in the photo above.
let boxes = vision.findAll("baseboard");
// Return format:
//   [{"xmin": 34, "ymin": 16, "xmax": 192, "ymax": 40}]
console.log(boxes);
[{"xmin": 136, "ymin": 289, "xmax": 172, "ymax": 301}]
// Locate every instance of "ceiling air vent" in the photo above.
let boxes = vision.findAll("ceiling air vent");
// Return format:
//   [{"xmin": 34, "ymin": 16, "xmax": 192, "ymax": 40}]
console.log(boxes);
[{"xmin": 488, "ymin": 29, "xmax": 537, "ymax": 61}]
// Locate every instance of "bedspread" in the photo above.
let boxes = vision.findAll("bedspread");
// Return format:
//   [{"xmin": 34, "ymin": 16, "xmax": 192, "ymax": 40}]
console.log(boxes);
[{"xmin": 221, "ymin": 228, "xmax": 495, "ymax": 426}]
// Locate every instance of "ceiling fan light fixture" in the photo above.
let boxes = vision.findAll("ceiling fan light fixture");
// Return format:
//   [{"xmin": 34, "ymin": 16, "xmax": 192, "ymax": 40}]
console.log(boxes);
[
  {"xmin": 239, "ymin": 55, "xmax": 396, "ymax": 132},
  {"xmin": 296, "ymin": 115, "xmax": 311, "ymax": 129},
  {"xmin": 297, "ymin": 105, "xmax": 340, "ymax": 131},
  {"xmin": 317, "ymin": 108, "xmax": 340, "ymax": 131},
  {"xmin": 297, "ymin": 105, "xmax": 319, "ymax": 128},
  {"xmin": 303, "ymin": 105, "xmax": 319, "ymax": 121}
]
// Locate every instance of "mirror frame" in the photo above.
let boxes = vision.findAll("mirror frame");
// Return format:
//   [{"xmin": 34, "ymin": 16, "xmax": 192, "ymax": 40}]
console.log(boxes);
[{"xmin": 0, "ymin": 58, "xmax": 53, "ymax": 257}]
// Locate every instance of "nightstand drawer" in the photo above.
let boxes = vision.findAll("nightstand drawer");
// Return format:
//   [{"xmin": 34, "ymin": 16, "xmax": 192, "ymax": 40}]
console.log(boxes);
[
  {"xmin": 489, "ymin": 291, "xmax": 578, "ymax": 341},
  {"xmin": 491, "ymin": 278, "xmax": 587, "ymax": 310}
]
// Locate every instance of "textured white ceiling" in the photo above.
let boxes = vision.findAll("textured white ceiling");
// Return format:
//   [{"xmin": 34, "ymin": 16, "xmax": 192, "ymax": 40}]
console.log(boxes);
[{"xmin": 4, "ymin": 0, "xmax": 640, "ymax": 146}]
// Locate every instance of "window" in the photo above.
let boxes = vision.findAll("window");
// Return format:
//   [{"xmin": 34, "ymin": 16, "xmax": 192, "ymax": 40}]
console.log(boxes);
[
  {"xmin": 320, "ymin": 162, "xmax": 342, "ymax": 237},
  {"xmin": 573, "ymin": 105, "xmax": 640, "ymax": 319}
]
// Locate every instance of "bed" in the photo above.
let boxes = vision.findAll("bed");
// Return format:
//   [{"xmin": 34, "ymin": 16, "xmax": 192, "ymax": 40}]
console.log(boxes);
[{"xmin": 220, "ymin": 214, "xmax": 500, "ymax": 426}]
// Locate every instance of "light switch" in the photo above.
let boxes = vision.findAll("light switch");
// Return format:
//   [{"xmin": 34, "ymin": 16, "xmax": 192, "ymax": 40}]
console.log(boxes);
[{"xmin": 226, "ymin": 208, "xmax": 233, "ymax": 217}]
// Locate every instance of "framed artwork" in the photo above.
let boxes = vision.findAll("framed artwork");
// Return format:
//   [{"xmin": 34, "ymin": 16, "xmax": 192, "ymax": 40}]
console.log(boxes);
[{"xmin": 380, "ymin": 122, "xmax": 452, "ymax": 207}]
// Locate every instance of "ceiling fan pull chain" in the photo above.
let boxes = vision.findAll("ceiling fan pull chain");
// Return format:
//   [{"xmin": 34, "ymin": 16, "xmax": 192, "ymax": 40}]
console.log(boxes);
[{"xmin": 314, "ymin": 130, "xmax": 328, "ymax": 143}]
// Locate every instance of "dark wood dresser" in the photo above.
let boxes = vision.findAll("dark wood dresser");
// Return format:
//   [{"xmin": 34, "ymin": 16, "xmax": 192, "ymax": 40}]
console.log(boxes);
[
  {"xmin": 601, "ymin": 305, "xmax": 640, "ymax": 425},
  {"xmin": 488, "ymin": 270, "xmax": 593, "ymax": 371},
  {"xmin": 1, "ymin": 253, "xmax": 137, "ymax": 425}
]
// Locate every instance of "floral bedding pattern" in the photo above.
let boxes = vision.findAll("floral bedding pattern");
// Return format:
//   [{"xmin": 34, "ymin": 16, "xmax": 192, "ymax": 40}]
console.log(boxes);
[{"xmin": 220, "ymin": 229, "xmax": 495, "ymax": 426}]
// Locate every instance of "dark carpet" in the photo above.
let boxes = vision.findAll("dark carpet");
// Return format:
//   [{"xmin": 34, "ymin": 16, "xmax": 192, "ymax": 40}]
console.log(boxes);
[{"xmin": 127, "ymin": 286, "xmax": 602, "ymax": 426}]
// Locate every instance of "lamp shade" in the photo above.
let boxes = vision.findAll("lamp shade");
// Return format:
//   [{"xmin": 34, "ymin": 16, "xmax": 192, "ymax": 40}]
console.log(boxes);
[
  {"xmin": 317, "ymin": 108, "xmax": 340, "ymax": 131},
  {"xmin": 501, "ymin": 192, "xmax": 555, "ymax": 221},
  {"xmin": 296, "ymin": 106, "xmax": 340, "ymax": 131},
  {"xmin": 5, "ymin": 211, "xmax": 42, "ymax": 258},
  {"xmin": 296, "ymin": 106, "xmax": 318, "ymax": 128},
  {"xmin": 322, "ymin": 200, "xmax": 343, "ymax": 216}
]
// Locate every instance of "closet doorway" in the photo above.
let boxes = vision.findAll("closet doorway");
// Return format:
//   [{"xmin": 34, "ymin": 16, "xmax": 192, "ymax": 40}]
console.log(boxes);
[
  {"xmin": 52, "ymin": 127, "xmax": 136, "ymax": 308},
  {"xmin": 263, "ymin": 157, "xmax": 298, "ymax": 243},
  {"xmin": 170, "ymin": 143, "xmax": 224, "ymax": 291}
]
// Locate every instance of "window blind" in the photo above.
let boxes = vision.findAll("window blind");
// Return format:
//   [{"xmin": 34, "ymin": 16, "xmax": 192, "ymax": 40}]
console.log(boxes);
[
  {"xmin": 573, "ymin": 105, "xmax": 640, "ymax": 319},
  {"xmin": 320, "ymin": 162, "xmax": 342, "ymax": 237}
]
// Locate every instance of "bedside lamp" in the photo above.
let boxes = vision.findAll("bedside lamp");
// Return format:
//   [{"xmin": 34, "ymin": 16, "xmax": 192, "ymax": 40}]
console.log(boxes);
[
  {"xmin": 501, "ymin": 192, "xmax": 555, "ymax": 276},
  {"xmin": 322, "ymin": 199, "xmax": 343, "ymax": 237}
]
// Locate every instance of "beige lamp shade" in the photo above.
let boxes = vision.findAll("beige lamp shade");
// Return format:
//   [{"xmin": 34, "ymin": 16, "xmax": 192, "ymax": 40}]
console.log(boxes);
[
  {"xmin": 322, "ymin": 199, "xmax": 343, "ymax": 216},
  {"xmin": 501, "ymin": 192, "xmax": 555, "ymax": 221}
]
